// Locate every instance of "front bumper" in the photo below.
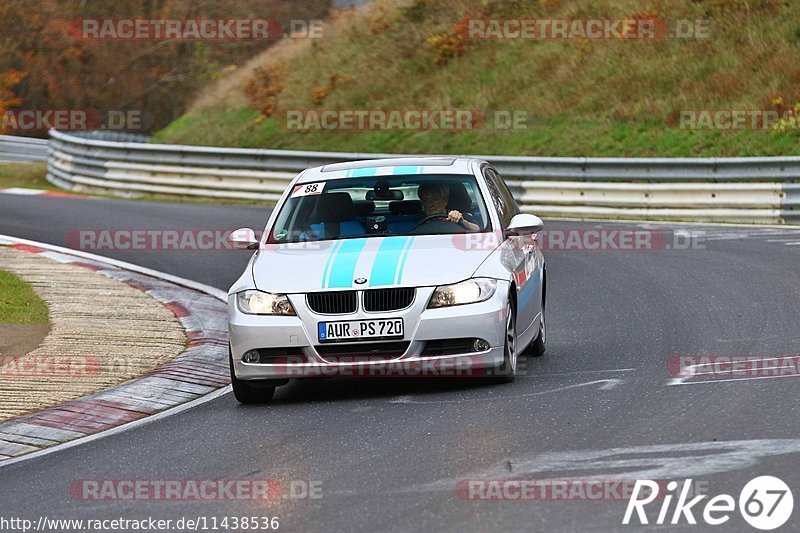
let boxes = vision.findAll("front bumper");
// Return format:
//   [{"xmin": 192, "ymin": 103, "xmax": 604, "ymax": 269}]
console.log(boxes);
[{"xmin": 228, "ymin": 282, "xmax": 510, "ymax": 380}]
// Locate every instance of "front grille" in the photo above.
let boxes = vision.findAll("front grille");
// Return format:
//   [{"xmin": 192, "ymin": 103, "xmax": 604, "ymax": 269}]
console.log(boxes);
[
  {"xmin": 316, "ymin": 341, "xmax": 410, "ymax": 361},
  {"xmin": 307, "ymin": 291, "xmax": 357, "ymax": 314},
  {"xmin": 363, "ymin": 288, "xmax": 415, "ymax": 312},
  {"xmin": 420, "ymin": 338, "xmax": 478, "ymax": 357}
]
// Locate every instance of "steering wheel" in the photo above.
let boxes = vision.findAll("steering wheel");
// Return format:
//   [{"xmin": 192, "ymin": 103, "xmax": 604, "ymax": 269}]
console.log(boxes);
[{"xmin": 413, "ymin": 213, "xmax": 466, "ymax": 233}]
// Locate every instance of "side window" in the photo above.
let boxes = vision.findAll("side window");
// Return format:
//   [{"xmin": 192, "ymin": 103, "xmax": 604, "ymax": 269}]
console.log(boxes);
[{"xmin": 483, "ymin": 167, "xmax": 518, "ymax": 227}]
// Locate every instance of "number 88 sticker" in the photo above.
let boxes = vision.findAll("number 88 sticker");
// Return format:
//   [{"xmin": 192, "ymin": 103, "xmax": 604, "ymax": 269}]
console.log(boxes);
[
  {"xmin": 291, "ymin": 182, "xmax": 325, "ymax": 198},
  {"xmin": 739, "ymin": 476, "xmax": 794, "ymax": 530}
]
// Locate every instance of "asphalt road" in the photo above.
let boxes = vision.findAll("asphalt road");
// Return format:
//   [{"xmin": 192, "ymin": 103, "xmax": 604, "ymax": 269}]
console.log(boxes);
[{"xmin": 1, "ymin": 193, "xmax": 799, "ymax": 532}]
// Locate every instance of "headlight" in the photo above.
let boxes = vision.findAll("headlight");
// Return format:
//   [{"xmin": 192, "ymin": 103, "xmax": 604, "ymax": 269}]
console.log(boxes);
[
  {"xmin": 236, "ymin": 290, "xmax": 295, "ymax": 315},
  {"xmin": 427, "ymin": 279, "xmax": 497, "ymax": 308}
]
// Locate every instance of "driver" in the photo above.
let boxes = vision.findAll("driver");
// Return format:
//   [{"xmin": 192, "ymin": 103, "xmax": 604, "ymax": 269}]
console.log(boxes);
[{"xmin": 417, "ymin": 183, "xmax": 480, "ymax": 232}]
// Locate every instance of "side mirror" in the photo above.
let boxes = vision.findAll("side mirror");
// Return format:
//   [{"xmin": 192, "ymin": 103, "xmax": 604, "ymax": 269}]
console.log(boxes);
[
  {"xmin": 229, "ymin": 227, "xmax": 259, "ymax": 250},
  {"xmin": 505, "ymin": 214, "xmax": 544, "ymax": 237}
]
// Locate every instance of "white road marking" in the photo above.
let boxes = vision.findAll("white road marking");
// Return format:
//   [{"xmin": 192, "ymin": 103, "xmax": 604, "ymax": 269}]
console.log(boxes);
[
  {"xmin": 0, "ymin": 188, "xmax": 46, "ymax": 195},
  {"xmin": 633, "ymin": 222, "xmax": 800, "ymax": 249},
  {"xmin": 522, "ymin": 368, "xmax": 635, "ymax": 377},
  {"xmin": 0, "ymin": 386, "xmax": 231, "ymax": 470},
  {"xmin": 668, "ymin": 356, "xmax": 800, "ymax": 386},
  {"xmin": 388, "ymin": 378, "xmax": 623, "ymax": 404},
  {"xmin": 670, "ymin": 373, "xmax": 799, "ymax": 386},
  {"xmin": 391, "ymin": 395, "xmax": 415, "ymax": 404},
  {"xmin": 407, "ymin": 439, "xmax": 800, "ymax": 496},
  {"xmin": 487, "ymin": 439, "xmax": 800, "ymax": 481},
  {"xmin": 0, "ymin": 234, "xmax": 226, "ymax": 300}
]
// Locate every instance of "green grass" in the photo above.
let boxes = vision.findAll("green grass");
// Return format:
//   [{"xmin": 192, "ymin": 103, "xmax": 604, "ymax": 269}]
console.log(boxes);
[
  {"xmin": 0, "ymin": 269, "xmax": 49, "ymax": 324},
  {"xmin": 153, "ymin": 0, "xmax": 800, "ymax": 157},
  {"xmin": 0, "ymin": 163, "xmax": 55, "ymax": 191},
  {"xmin": 156, "ymin": 112, "xmax": 800, "ymax": 157}
]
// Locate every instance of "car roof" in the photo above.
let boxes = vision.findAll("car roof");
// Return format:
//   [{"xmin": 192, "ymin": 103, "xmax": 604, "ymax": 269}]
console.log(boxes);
[{"xmin": 296, "ymin": 157, "xmax": 485, "ymax": 183}]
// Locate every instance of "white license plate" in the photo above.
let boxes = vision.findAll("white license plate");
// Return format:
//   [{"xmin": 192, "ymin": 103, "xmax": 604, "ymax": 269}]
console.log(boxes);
[{"xmin": 318, "ymin": 318, "xmax": 404, "ymax": 342}]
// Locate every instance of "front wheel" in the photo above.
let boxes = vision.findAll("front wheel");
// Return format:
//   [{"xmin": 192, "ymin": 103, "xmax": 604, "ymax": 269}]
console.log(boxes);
[
  {"xmin": 493, "ymin": 297, "xmax": 517, "ymax": 383},
  {"xmin": 524, "ymin": 304, "xmax": 546, "ymax": 358},
  {"xmin": 229, "ymin": 349, "xmax": 276, "ymax": 404}
]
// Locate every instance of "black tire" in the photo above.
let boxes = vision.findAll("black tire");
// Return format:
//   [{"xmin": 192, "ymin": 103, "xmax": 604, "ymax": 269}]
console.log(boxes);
[
  {"xmin": 524, "ymin": 303, "xmax": 546, "ymax": 358},
  {"xmin": 229, "ymin": 349, "xmax": 276, "ymax": 404},
  {"xmin": 493, "ymin": 296, "xmax": 517, "ymax": 383}
]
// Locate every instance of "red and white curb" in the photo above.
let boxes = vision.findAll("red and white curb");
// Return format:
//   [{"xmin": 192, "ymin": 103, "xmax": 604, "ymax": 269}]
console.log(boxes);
[
  {"xmin": 0, "ymin": 187, "xmax": 86, "ymax": 198},
  {"xmin": 0, "ymin": 235, "xmax": 230, "ymax": 467}
]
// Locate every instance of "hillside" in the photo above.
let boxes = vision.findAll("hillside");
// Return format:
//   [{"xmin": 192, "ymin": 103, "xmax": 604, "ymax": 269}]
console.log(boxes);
[
  {"xmin": 0, "ymin": 0, "xmax": 329, "ymax": 133},
  {"xmin": 155, "ymin": 0, "xmax": 800, "ymax": 157}
]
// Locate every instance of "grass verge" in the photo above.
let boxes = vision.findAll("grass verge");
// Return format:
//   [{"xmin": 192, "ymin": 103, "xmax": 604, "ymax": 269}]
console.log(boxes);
[
  {"xmin": 0, "ymin": 163, "xmax": 54, "ymax": 191},
  {"xmin": 154, "ymin": 0, "xmax": 800, "ymax": 157},
  {"xmin": 0, "ymin": 163, "xmax": 273, "ymax": 206},
  {"xmin": 0, "ymin": 268, "xmax": 49, "ymax": 324}
]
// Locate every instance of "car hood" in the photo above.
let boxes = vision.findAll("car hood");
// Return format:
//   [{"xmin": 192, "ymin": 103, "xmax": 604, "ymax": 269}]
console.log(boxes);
[{"xmin": 252, "ymin": 235, "xmax": 496, "ymax": 293}]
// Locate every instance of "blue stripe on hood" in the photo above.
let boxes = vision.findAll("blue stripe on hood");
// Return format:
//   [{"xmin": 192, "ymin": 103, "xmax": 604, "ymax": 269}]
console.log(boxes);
[
  {"xmin": 369, "ymin": 237, "xmax": 410, "ymax": 287},
  {"xmin": 326, "ymin": 238, "xmax": 368, "ymax": 288}
]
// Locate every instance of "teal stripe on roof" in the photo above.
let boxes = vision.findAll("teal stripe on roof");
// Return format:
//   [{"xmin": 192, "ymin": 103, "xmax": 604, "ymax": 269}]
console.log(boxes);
[
  {"xmin": 392, "ymin": 165, "xmax": 423, "ymax": 175},
  {"xmin": 347, "ymin": 167, "xmax": 378, "ymax": 178}
]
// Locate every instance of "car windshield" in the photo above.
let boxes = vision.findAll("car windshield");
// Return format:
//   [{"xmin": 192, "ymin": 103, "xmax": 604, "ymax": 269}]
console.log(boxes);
[{"xmin": 268, "ymin": 174, "xmax": 493, "ymax": 243}]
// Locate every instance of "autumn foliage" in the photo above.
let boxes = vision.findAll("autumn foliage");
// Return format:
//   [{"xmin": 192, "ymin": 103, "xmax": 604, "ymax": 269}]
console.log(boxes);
[
  {"xmin": 244, "ymin": 64, "xmax": 289, "ymax": 119},
  {"xmin": 0, "ymin": 0, "xmax": 329, "ymax": 134},
  {"xmin": 0, "ymin": 70, "xmax": 26, "ymax": 134}
]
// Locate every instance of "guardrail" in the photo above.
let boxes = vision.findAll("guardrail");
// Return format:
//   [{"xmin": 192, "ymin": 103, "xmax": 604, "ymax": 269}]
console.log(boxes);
[
  {"xmin": 0, "ymin": 135, "xmax": 48, "ymax": 163},
  {"xmin": 68, "ymin": 130, "xmax": 152, "ymax": 143},
  {"xmin": 46, "ymin": 129, "xmax": 799, "ymax": 224}
]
